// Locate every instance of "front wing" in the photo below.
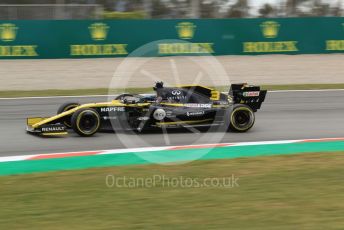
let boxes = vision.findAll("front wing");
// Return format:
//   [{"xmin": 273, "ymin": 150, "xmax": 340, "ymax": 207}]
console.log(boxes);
[{"xmin": 26, "ymin": 117, "xmax": 68, "ymax": 136}]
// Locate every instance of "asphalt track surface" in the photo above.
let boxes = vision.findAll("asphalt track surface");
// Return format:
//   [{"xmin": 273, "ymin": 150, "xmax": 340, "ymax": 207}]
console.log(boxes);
[{"xmin": 0, "ymin": 90, "xmax": 343, "ymax": 157}]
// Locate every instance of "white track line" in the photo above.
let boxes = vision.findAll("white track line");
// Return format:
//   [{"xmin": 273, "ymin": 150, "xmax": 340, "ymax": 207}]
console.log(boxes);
[
  {"xmin": 1, "ymin": 89, "xmax": 344, "ymax": 100},
  {"xmin": 0, "ymin": 137, "xmax": 343, "ymax": 163}
]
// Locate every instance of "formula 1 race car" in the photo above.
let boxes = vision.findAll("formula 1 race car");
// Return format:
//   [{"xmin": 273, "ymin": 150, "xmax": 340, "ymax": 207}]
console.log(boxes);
[{"xmin": 26, "ymin": 82, "xmax": 267, "ymax": 137}]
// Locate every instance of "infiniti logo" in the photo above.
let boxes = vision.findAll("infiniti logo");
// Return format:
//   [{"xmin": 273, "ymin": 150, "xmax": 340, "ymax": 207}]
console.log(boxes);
[{"xmin": 171, "ymin": 90, "xmax": 182, "ymax": 95}]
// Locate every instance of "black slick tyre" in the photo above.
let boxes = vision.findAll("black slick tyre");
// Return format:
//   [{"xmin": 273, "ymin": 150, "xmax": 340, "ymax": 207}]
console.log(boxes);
[
  {"xmin": 71, "ymin": 108, "xmax": 100, "ymax": 137},
  {"xmin": 57, "ymin": 102, "xmax": 80, "ymax": 128},
  {"xmin": 228, "ymin": 104, "xmax": 255, "ymax": 132}
]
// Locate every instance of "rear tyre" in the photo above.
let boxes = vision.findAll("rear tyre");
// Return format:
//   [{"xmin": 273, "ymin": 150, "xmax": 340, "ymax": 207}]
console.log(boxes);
[
  {"xmin": 228, "ymin": 104, "xmax": 255, "ymax": 132},
  {"xmin": 71, "ymin": 108, "xmax": 100, "ymax": 137},
  {"xmin": 57, "ymin": 102, "xmax": 80, "ymax": 128}
]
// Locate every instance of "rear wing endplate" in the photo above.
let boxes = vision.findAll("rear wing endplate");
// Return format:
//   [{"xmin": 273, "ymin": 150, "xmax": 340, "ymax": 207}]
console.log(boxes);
[{"xmin": 229, "ymin": 83, "xmax": 267, "ymax": 112}]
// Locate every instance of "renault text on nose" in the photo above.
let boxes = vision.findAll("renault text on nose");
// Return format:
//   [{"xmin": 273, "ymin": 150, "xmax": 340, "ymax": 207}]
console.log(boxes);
[{"xmin": 41, "ymin": 126, "xmax": 65, "ymax": 132}]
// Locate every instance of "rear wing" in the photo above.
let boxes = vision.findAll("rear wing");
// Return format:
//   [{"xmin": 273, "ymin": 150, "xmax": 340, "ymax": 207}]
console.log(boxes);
[{"xmin": 229, "ymin": 83, "xmax": 267, "ymax": 112}]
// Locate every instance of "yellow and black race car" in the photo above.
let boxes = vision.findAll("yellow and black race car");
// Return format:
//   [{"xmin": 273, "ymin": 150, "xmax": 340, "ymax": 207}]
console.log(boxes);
[{"xmin": 26, "ymin": 82, "xmax": 267, "ymax": 137}]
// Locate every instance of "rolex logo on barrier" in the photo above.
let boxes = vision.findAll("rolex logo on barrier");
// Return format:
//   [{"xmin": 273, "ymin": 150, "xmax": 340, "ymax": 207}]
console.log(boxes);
[
  {"xmin": 0, "ymin": 23, "xmax": 38, "ymax": 57},
  {"xmin": 325, "ymin": 22, "xmax": 344, "ymax": 51},
  {"xmin": 260, "ymin": 21, "xmax": 279, "ymax": 38},
  {"xmin": 158, "ymin": 22, "xmax": 214, "ymax": 55},
  {"xmin": 242, "ymin": 20, "xmax": 298, "ymax": 53},
  {"xmin": 89, "ymin": 23, "xmax": 109, "ymax": 41},
  {"xmin": 0, "ymin": 23, "xmax": 18, "ymax": 42},
  {"xmin": 70, "ymin": 22, "xmax": 128, "ymax": 56},
  {"xmin": 176, "ymin": 22, "xmax": 196, "ymax": 39}
]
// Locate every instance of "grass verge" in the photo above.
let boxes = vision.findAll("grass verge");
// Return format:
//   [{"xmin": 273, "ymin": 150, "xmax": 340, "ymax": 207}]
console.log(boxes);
[
  {"xmin": 1, "ymin": 84, "xmax": 344, "ymax": 98},
  {"xmin": 1, "ymin": 151, "xmax": 344, "ymax": 229}
]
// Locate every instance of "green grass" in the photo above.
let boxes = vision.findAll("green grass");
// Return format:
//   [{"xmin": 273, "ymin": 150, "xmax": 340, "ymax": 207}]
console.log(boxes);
[
  {"xmin": 1, "ymin": 83, "xmax": 344, "ymax": 98},
  {"xmin": 1, "ymin": 152, "xmax": 344, "ymax": 229}
]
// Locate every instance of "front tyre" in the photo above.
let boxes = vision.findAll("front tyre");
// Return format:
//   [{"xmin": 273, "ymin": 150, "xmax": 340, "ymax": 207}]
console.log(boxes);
[
  {"xmin": 228, "ymin": 104, "xmax": 255, "ymax": 132},
  {"xmin": 71, "ymin": 108, "xmax": 100, "ymax": 137},
  {"xmin": 57, "ymin": 102, "xmax": 80, "ymax": 128}
]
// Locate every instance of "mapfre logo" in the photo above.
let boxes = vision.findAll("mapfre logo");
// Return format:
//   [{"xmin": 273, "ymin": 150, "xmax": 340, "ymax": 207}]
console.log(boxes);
[
  {"xmin": 260, "ymin": 21, "xmax": 280, "ymax": 38},
  {"xmin": 0, "ymin": 23, "xmax": 18, "ymax": 42},
  {"xmin": 176, "ymin": 22, "xmax": 196, "ymax": 39},
  {"xmin": 100, "ymin": 107, "xmax": 125, "ymax": 112},
  {"xmin": 89, "ymin": 23, "xmax": 109, "ymax": 41}
]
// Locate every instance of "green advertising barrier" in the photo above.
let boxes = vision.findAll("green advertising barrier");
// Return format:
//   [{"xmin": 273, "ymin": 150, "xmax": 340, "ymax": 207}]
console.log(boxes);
[{"xmin": 0, "ymin": 17, "xmax": 343, "ymax": 59}]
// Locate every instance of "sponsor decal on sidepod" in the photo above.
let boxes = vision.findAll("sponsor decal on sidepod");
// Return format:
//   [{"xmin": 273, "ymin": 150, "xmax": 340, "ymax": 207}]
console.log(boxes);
[
  {"xmin": 184, "ymin": 104, "xmax": 212, "ymax": 108},
  {"xmin": 186, "ymin": 111, "xmax": 205, "ymax": 116}
]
